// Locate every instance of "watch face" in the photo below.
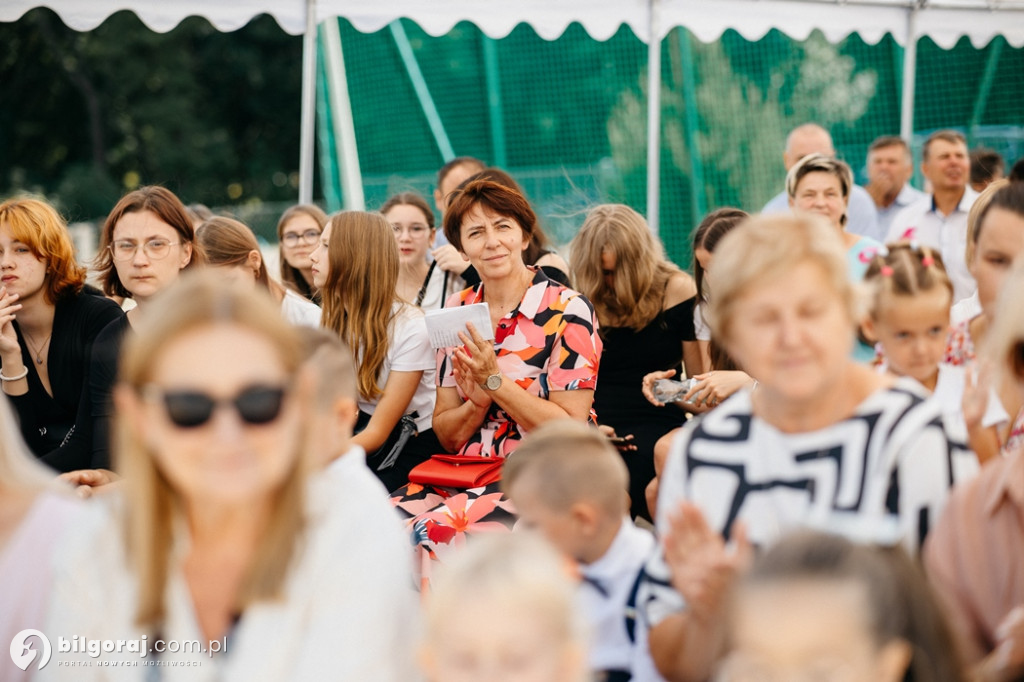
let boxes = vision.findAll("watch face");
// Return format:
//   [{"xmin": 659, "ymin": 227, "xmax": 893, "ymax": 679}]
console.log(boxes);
[{"xmin": 486, "ymin": 374, "xmax": 502, "ymax": 390}]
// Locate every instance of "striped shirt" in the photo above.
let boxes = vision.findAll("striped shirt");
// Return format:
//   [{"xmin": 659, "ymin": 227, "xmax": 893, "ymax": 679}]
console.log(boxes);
[{"xmin": 642, "ymin": 378, "xmax": 977, "ymax": 626}]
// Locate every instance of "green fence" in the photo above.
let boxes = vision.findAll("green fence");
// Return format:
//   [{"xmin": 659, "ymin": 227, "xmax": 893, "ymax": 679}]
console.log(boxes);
[
  {"xmin": 318, "ymin": 19, "xmax": 1024, "ymax": 267},
  {"xmin": 2, "ymin": 10, "xmax": 1022, "ymax": 269}
]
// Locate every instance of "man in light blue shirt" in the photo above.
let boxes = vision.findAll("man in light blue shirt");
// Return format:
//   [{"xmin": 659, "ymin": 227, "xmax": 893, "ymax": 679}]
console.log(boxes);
[
  {"xmin": 863, "ymin": 135, "xmax": 926, "ymax": 238},
  {"xmin": 762, "ymin": 123, "xmax": 880, "ymax": 240}
]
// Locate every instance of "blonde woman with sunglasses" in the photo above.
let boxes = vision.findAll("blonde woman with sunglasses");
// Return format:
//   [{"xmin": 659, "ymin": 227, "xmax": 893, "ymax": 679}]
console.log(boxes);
[{"xmin": 40, "ymin": 272, "xmax": 418, "ymax": 681}]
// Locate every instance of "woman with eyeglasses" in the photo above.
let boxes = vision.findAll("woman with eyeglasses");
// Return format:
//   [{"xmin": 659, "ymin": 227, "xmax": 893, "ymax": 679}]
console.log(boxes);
[
  {"xmin": 54, "ymin": 186, "xmax": 204, "ymax": 484},
  {"xmin": 0, "ymin": 198, "xmax": 124, "ymax": 472},
  {"xmin": 276, "ymin": 204, "xmax": 327, "ymax": 304},
  {"xmin": 41, "ymin": 273, "xmax": 419, "ymax": 681},
  {"xmin": 383, "ymin": 191, "xmax": 464, "ymax": 310},
  {"xmin": 197, "ymin": 216, "xmax": 322, "ymax": 327}
]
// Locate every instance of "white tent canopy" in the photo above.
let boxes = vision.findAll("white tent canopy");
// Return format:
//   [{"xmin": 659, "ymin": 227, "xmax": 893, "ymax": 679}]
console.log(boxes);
[
  {"xmin": 5, "ymin": 0, "xmax": 1024, "ymax": 46},
  {"xmin": 5, "ymin": 0, "xmax": 1023, "ymax": 226}
]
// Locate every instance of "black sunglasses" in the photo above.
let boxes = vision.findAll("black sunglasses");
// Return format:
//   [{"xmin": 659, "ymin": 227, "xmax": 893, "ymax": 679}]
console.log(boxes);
[
  {"xmin": 145, "ymin": 384, "xmax": 288, "ymax": 428},
  {"xmin": 1013, "ymin": 341, "xmax": 1024, "ymax": 380}
]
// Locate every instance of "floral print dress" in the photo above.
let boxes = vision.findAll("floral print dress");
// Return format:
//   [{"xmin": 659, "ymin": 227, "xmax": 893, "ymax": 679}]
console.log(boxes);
[{"xmin": 390, "ymin": 268, "xmax": 602, "ymax": 588}]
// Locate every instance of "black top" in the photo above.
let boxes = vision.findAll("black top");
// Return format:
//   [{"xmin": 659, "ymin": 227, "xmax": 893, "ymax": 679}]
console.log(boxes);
[
  {"xmin": 84, "ymin": 315, "xmax": 132, "ymax": 470},
  {"xmin": 593, "ymin": 297, "xmax": 697, "ymax": 424},
  {"xmin": 593, "ymin": 296, "xmax": 696, "ymax": 520},
  {"xmin": 4, "ymin": 290, "xmax": 125, "ymax": 472}
]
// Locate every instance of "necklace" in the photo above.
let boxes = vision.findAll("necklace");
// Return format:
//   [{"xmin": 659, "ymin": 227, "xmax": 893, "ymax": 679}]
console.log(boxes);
[{"xmin": 22, "ymin": 330, "xmax": 53, "ymax": 365}]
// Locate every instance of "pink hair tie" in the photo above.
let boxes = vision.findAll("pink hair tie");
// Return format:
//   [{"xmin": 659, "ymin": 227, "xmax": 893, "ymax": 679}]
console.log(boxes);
[
  {"xmin": 921, "ymin": 256, "xmax": 934, "ymax": 267},
  {"xmin": 881, "ymin": 265, "xmax": 894, "ymax": 277}
]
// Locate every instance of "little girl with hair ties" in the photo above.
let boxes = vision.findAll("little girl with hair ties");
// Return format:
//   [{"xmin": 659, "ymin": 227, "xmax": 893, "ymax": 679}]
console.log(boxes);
[{"xmin": 861, "ymin": 242, "xmax": 988, "ymax": 466}]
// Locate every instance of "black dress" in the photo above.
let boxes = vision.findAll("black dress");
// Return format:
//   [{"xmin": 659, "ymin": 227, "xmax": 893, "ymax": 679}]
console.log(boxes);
[
  {"xmin": 4, "ymin": 289, "xmax": 125, "ymax": 472},
  {"xmin": 593, "ymin": 297, "xmax": 696, "ymax": 521}
]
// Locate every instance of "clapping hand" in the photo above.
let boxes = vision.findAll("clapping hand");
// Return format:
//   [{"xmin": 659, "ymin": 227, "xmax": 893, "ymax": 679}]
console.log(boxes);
[{"xmin": 663, "ymin": 502, "xmax": 752, "ymax": 622}]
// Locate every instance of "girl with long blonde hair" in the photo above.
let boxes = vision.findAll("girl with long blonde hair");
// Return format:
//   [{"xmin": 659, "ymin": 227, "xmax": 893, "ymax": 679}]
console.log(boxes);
[
  {"xmin": 310, "ymin": 211, "xmax": 440, "ymax": 490},
  {"xmin": 571, "ymin": 203, "xmax": 696, "ymax": 520}
]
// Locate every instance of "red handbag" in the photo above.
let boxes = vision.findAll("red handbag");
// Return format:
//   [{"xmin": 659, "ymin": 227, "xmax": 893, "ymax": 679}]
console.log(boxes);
[{"xmin": 408, "ymin": 455, "xmax": 504, "ymax": 488}]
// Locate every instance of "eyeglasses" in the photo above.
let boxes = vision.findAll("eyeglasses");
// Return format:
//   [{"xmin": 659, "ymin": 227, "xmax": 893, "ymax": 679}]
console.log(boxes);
[
  {"xmin": 144, "ymin": 384, "xmax": 288, "ymax": 428},
  {"xmin": 282, "ymin": 229, "xmax": 321, "ymax": 247},
  {"xmin": 109, "ymin": 239, "xmax": 180, "ymax": 261}
]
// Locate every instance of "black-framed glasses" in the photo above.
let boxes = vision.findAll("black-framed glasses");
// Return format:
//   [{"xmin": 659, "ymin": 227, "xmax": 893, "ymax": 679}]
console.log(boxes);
[
  {"xmin": 144, "ymin": 384, "xmax": 288, "ymax": 428},
  {"xmin": 282, "ymin": 229, "xmax": 321, "ymax": 247},
  {"xmin": 109, "ymin": 239, "xmax": 180, "ymax": 261}
]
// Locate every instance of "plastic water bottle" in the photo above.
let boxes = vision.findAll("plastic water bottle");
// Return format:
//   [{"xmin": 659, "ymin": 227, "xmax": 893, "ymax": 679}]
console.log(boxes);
[{"xmin": 653, "ymin": 378, "xmax": 697, "ymax": 404}]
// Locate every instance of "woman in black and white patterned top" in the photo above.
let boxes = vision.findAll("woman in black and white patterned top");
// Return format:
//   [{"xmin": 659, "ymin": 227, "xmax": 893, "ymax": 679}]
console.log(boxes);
[{"xmin": 643, "ymin": 213, "xmax": 977, "ymax": 682}]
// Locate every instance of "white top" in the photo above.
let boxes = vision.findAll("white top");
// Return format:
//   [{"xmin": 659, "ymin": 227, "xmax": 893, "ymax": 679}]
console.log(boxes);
[
  {"xmin": 417, "ymin": 263, "xmax": 466, "ymax": 311},
  {"xmin": 762, "ymin": 184, "xmax": 881, "ymax": 242},
  {"xmin": 693, "ymin": 301, "xmax": 711, "ymax": 342},
  {"xmin": 357, "ymin": 302, "xmax": 436, "ymax": 433},
  {"xmin": 950, "ymin": 291, "xmax": 983, "ymax": 326},
  {"xmin": 1, "ymin": 492, "xmax": 82, "ymax": 682},
  {"xmin": 640, "ymin": 378, "xmax": 978, "ymax": 628},
  {"xmin": 578, "ymin": 520, "xmax": 665, "ymax": 682},
  {"xmin": 873, "ymin": 183, "xmax": 928, "ymax": 239},
  {"xmin": 39, "ymin": 456, "xmax": 420, "ymax": 682},
  {"xmin": 279, "ymin": 288, "xmax": 322, "ymax": 328},
  {"xmin": 885, "ymin": 188, "xmax": 979, "ymax": 304}
]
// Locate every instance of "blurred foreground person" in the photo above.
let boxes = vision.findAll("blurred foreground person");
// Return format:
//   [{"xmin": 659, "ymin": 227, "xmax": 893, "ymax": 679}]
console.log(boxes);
[
  {"xmin": 926, "ymin": 260, "xmax": 1024, "ymax": 682},
  {"xmin": 721, "ymin": 531, "xmax": 962, "ymax": 682},
  {"xmin": 41, "ymin": 273, "xmax": 418, "ymax": 681},
  {"xmin": 0, "ymin": 393, "xmax": 82, "ymax": 682},
  {"xmin": 420, "ymin": 532, "xmax": 588, "ymax": 682},
  {"xmin": 641, "ymin": 214, "xmax": 974, "ymax": 681}
]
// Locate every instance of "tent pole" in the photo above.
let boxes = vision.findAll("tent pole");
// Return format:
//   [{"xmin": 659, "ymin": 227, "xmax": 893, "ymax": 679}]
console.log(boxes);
[
  {"xmin": 899, "ymin": 4, "xmax": 919, "ymax": 144},
  {"xmin": 390, "ymin": 20, "xmax": 455, "ymax": 163},
  {"xmin": 298, "ymin": 0, "xmax": 318, "ymax": 204},
  {"xmin": 645, "ymin": 0, "xmax": 662, "ymax": 235},
  {"xmin": 322, "ymin": 18, "xmax": 365, "ymax": 210},
  {"xmin": 968, "ymin": 37, "xmax": 1003, "ymax": 138},
  {"xmin": 482, "ymin": 36, "xmax": 508, "ymax": 169}
]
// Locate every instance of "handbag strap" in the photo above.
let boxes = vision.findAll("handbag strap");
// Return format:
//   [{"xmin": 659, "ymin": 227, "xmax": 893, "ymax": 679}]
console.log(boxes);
[{"xmin": 415, "ymin": 261, "xmax": 437, "ymax": 307}]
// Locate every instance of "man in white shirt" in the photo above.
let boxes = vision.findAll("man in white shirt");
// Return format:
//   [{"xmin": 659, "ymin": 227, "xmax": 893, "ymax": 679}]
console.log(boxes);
[
  {"xmin": 762, "ymin": 123, "xmax": 880, "ymax": 240},
  {"xmin": 863, "ymin": 135, "xmax": 926, "ymax": 237},
  {"xmin": 886, "ymin": 130, "xmax": 978, "ymax": 304}
]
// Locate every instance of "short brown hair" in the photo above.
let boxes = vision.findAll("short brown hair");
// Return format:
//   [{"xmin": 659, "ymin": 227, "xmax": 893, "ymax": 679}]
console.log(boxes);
[
  {"xmin": 0, "ymin": 197, "xmax": 86, "ymax": 303},
  {"xmin": 922, "ymin": 130, "xmax": 966, "ymax": 161},
  {"xmin": 96, "ymin": 186, "xmax": 202, "ymax": 298},
  {"xmin": 442, "ymin": 179, "xmax": 537, "ymax": 253},
  {"xmin": 868, "ymin": 135, "xmax": 911, "ymax": 156},
  {"xmin": 502, "ymin": 420, "xmax": 628, "ymax": 516}
]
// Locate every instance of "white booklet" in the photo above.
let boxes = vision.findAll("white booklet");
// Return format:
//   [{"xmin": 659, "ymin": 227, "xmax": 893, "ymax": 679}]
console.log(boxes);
[{"xmin": 424, "ymin": 303, "xmax": 494, "ymax": 349}]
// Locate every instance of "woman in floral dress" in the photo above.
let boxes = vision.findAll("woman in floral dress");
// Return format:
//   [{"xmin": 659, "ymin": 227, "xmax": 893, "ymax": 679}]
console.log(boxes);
[{"xmin": 390, "ymin": 179, "xmax": 602, "ymax": 586}]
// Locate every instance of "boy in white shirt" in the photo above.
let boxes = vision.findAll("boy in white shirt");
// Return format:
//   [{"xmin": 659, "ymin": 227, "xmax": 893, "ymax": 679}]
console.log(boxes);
[{"xmin": 504, "ymin": 420, "xmax": 665, "ymax": 682}]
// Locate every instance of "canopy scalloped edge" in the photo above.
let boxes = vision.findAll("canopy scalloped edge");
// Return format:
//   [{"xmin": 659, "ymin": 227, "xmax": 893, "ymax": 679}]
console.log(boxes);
[{"xmin": 2, "ymin": 1, "xmax": 1022, "ymax": 48}]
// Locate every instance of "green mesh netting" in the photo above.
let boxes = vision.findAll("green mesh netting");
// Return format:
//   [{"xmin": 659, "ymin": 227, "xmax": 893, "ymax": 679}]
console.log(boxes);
[{"xmin": 320, "ymin": 19, "xmax": 1024, "ymax": 269}]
